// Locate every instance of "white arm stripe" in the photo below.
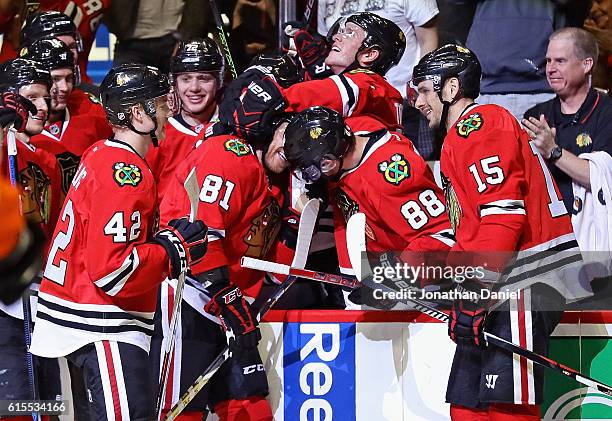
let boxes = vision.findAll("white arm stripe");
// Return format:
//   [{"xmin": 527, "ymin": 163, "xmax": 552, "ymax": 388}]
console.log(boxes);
[
  {"xmin": 94, "ymin": 249, "xmax": 140, "ymax": 296},
  {"xmin": 330, "ymin": 74, "xmax": 359, "ymax": 117},
  {"xmin": 480, "ymin": 199, "xmax": 526, "ymax": 217}
]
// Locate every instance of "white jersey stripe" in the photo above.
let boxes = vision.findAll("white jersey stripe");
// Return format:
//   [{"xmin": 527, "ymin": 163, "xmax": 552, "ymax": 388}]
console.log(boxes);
[
  {"xmin": 93, "ymin": 249, "xmax": 140, "ymax": 296},
  {"xmin": 95, "ymin": 341, "xmax": 116, "ymax": 421}
]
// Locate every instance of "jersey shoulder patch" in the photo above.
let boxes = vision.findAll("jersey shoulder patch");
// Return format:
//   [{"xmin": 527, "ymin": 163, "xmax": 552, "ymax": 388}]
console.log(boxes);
[
  {"xmin": 378, "ymin": 153, "xmax": 410, "ymax": 186},
  {"xmin": 455, "ymin": 112, "xmax": 484, "ymax": 138},
  {"xmin": 87, "ymin": 93, "xmax": 101, "ymax": 104},
  {"xmin": 113, "ymin": 162, "xmax": 142, "ymax": 187},
  {"xmin": 223, "ymin": 138, "xmax": 251, "ymax": 157},
  {"xmin": 348, "ymin": 68, "xmax": 375, "ymax": 75}
]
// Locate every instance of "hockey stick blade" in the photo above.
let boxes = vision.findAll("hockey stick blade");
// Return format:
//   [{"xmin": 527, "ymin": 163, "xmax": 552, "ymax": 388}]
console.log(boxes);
[
  {"xmin": 345, "ymin": 213, "xmax": 612, "ymax": 398},
  {"xmin": 156, "ymin": 168, "xmax": 200, "ymax": 421},
  {"xmin": 163, "ymin": 199, "xmax": 320, "ymax": 420},
  {"xmin": 241, "ymin": 257, "xmax": 359, "ymax": 289}
]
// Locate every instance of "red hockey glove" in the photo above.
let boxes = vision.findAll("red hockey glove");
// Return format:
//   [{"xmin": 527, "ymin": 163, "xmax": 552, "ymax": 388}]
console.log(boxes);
[
  {"xmin": 448, "ymin": 288, "xmax": 488, "ymax": 348},
  {"xmin": 0, "ymin": 92, "xmax": 36, "ymax": 132},
  {"xmin": 219, "ymin": 67, "xmax": 287, "ymax": 144},
  {"xmin": 155, "ymin": 218, "xmax": 208, "ymax": 279},
  {"xmin": 205, "ymin": 285, "xmax": 261, "ymax": 359}
]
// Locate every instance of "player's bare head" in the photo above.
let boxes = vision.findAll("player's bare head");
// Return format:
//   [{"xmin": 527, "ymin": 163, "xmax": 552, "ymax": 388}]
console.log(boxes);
[
  {"xmin": 326, "ymin": 12, "xmax": 405, "ymax": 76},
  {"xmin": 0, "ymin": 58, "xmax": 51, "ymax": 135},
  {"xmin": 100, "ymin": 64, "xmax": 170, "ymax": 145},
  {"xmin": 19, "ymin": 39, "xmax": 78, "ymax": 112},
  {"xmin": 250, "ymin": 53, "xmax": 303, "ymax": 89},
  {"xmin": 412, "ymin": 44, "xmax": 481, "ymax": 129},
  {"xmin": 283, "ymin": 106, "xmax": 353, "ymax": 183},
  {"xmin": 171, "ymin": 38, "xmax": 224, "ymax": 115},
  {"xmin": 21, "ymin": 11, "xmax": 82, "ymax": 66}
]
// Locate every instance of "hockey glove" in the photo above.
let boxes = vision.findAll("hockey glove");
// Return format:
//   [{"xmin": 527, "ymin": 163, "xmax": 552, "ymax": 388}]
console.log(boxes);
[
  {"xmin": 283, "ymin": 21, "xmax": 332, "ymax": 80},
  {"xmin": 205, "ymin": 285, "xmax": 261, "ymax": 359},
  {"xmin": 219, "ymin": 67, "xmax": 287, "ymax": 144},
  {"xmin": 155, "ymin": 218, "xmax": 208, "ymax": 279},
  {"xmin": 448, "ymin": 283, "xmax": 488, "ymax": 347},
  {"xmin": 0, "ymin": 92, "xmax": 36, "ymax": 132}
]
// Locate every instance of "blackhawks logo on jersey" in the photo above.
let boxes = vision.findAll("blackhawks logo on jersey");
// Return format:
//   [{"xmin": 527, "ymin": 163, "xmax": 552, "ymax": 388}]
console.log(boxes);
[
  {"xmin": 244, "ymin": 199, "xmax": 281, "ymax": 258},
  {"xmin": 19, "ymin": 162, "xmax": 51, "ymax": 224},
  {"xmin": 224, "ymin": 138, "xmax": 250, "ymax": 157},
  {"xmin": 456, "ymin": 113, "xmax": 483, "ymax": 138},
  {"xmin": 441, "ymin": 172, "xmax": 462, "ymax": 233},
  {"xmin": 335, "ymin": 189, "xmax": 376, "ymax": 241},
  {"xmin": 378, "ymin": 153, "xmax": 410, "ymax": 185},
  {"xmin": 576, "ymin": 132, "xmax": 592, "ymax": 148},
  {"xmin": 57, "ymin": 151, "xmax": 80, "ymax": 195},
  {"xmin": 113, "ymin": 162, "xmax": 142, "ymax": 187}
]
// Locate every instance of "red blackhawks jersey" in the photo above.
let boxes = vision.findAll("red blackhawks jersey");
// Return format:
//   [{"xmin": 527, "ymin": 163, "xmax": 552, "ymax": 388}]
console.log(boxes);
[
  {"xmin": 67, "ymin": 89, "xmax": 111, "ymax": 122},
  {"xmin": 147, "ymin": 113, "xmax": 216, "ymax": 202},
  {"xmin": 2, "ymin": 137, "xmax": 63, "ymax": 245},
  {"xmin": 160, "ymin": 134, "xmax": 280, "ymax": 299},
  {"xmin": 31, "ymin": 139, "xmax": 170, "ymax": 358},
  {"xmin": 331, "ymin": 129, "xmax": 454, "ymax": 276},
  {"xmin": 284, "ymin": 69, "xmax": 403, "ymax": 132},
  {"xmin": 440, "ymin": 103, "xmax": 590, "ymax": 300}
]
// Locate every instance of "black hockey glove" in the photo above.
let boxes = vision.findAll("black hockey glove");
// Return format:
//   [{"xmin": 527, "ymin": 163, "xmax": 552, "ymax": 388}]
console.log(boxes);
[
  {"xmin": 205, "ymin": 285, "xmax": 261, "ymax": 359},
  {"xmin": 155, "ymin": 218, "xmax": 208, "ymax": 279},
  {"xmin": 283, "ymin": 21, "xmax": 332, "ymax": 80},
  {"xmin": 0, "ymin": 92, "xmax": 36, "ymax": 132},
  {"xmin": 305, "ymin": 179, "xmax": 330, "ymax": 209},
  {"xmin": 448, "ymin": 283, "xmax": 489, "ymax": 348},
  {"xmin": 219, "ymin": 67, "xmax": 287, "ymax": 144}
]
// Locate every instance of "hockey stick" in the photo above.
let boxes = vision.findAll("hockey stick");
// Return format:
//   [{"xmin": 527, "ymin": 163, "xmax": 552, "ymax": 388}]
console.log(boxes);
[
  {"xmin": 155, "ymin": 167, "xmax": 200, "ymax": 421},
  {"xmin": 163, "ymin": 198, "xmax": 320, "ymax": 420},
  {"xmin": 208, "ymin": 0, "xmax": 238, "ymax": 79},
  {"xmin": 345, "ymin": 213, "xmax": 612, "ymax": 397},
  {"xmin": 7, "ymin": 127, "xmax": 40, "ymax": 421},
  {"xmin": 241, "ymin": 256, "xmax": 360, "ymax": 289}
]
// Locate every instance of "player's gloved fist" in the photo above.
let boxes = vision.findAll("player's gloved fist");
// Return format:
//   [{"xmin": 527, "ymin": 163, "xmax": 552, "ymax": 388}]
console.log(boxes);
[
  {"xmin": 347, "ymin": 284, "xmax": 396, "ymax": 310},
  {"xmin": 219, "ymin": 67, "xmax": 287, "ymax": 144},
  {"xmin": 0, "ymin": 92, "xmax": 36, "ymax": 132},
  {"xmin": 205, "ymin": 285, "xmax": 261, "ymax": 359},
  {"xmin": 305, "ymin": 179, "xmax": 329, "ymax": 209},
  {"xmin": 448, "ymin": 298, "xmax": 488, "ymax": 348},
  {"xmin": 155, "ymin": 218, "xmax": 208, "ymax": 279}
]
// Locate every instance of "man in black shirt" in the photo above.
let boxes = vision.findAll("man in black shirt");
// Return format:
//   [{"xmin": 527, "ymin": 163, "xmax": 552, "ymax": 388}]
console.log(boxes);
[{"xmin": 523, "ymin": 27, "xmax": 612, "ymax": 215}]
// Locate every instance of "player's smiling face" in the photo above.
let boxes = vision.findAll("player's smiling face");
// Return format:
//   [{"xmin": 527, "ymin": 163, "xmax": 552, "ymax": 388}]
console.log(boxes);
[
  {"xmin": 175, "ymin": 72, "xmax": 219, "ymax": 115},
  {"xmin": 325, "ymin": 22, "xmax": 366, "ymax": 74},
  {"xmin": 19, "ymin": 83, "xmax": 50, "ymax": 135},
  {"xmin": 50, "ymin": 68, "xmax": 74, "ymax": 111},
  {"xmin": 415, "ymin": 80, "xmax": 443, "ymax": 129},
  {"xmin": 264, "ymin": 122, "xmax": 290, "ymax": 174}
]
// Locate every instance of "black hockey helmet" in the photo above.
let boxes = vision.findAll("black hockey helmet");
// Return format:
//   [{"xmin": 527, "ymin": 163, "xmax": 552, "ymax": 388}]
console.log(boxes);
[
  {"xmin": 170, "ymin": 38, "xmax": 224, "ymax": 78},
  {"xmin": 99, "ymin": 64, "xmax": 170, "ymax": 143},
  {"xmin": 20, "ymin": 11, "xmax": 83, "ymax": 53},
  {"xmin": 0, "ymin": 58, "xmax": 52, "ymax": 94},
  {"xmin": 283, "ymin": 106, "xmax": 353, "ymax": 183},
  {"xmin": 412, "ymin": 44, "xmax": 482, "ymax": 100},
  {"xmin": 249, "ymin": 53, "xmax": 303, "ymax": 88},
  {"xmin": 19, "ymin": 38, "xmax": 81, "ymax": 85},
  {"xmin": 327, "ymin": 12, "xmax": 405, "ymax": 75}
]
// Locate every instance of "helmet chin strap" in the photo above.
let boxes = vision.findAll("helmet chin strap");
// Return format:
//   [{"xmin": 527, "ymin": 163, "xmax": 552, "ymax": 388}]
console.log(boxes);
[{"xmin": 128, "ymin": 101, "xmax": 160, "ymax": 146}]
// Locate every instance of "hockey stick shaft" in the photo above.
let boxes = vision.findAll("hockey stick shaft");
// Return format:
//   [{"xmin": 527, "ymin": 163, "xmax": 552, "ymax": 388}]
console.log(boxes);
[
  {"xmin": 346, "ymin": 212, "xmax": 612, "ymax": 397},
  {"xmin": 163, "ymin": 199, "xmax": 320, "ymax": 420},
  {"xmin": 208, "ymin": 0, "xmax": 237, "ymax": 79},
  {"xmin": 156, "ymin": 168, "xmax": 200, "ymax": 421},
  {"xmin": 7, "ymin": 128, "xmax": 40, "ymax": 421},
  {"xmin": 241, "ymin": 257, "xmax": 360, "ymax": 289},
  {"xmin": 303, "ymin": 0, "xmax": 316, "ymax": 26}
]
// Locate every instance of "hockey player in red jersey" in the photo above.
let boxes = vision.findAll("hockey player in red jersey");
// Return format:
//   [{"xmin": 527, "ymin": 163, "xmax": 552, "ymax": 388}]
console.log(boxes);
[
  {"xmin": 282, "ymin": 107, "xmax": 455, "ymax": 307},
  {"xmin": 0, "ymin": 58, "xmax": 66, "ymax": 421},
  {"xmin": 0, "ymin": 2, "xmax": 110, "ymax": 85},
  {"xmin": 147, "ymin": 38, "xmax": 225, "ymax": 201},
  {"xmin": 30, "ymin": 64, "xmax": 208, "ymax": 421},
  {"xmin": 412, "ymin": 45, "xmax": 591, "ymax": 420},
  {"xmin": 154, "ymin": 92, "xmax": 284, "ymax": 421},
  {"xmin": 21, "ymin": 39, "xmax": 110, "ymax": 198},
  {"xmin": 220, "ymin": 12, "xmax": 406, "ymax": 142},
  {"xmin": 19, "ymin": 10, "xmax": 112, "ymax": 114}
]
